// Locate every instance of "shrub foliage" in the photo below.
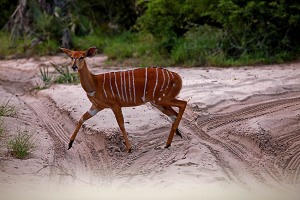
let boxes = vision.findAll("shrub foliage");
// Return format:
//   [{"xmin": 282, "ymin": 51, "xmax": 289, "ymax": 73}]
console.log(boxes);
[{"xmin": 1, "ymin": 0, "xmax": 300, "ymax": 66}]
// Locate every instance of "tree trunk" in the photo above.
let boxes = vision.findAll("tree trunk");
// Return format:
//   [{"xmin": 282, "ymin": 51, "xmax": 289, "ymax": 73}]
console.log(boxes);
[{"xmin": 4, "ymin": 0, "xmax": 28, "ymax": 40}]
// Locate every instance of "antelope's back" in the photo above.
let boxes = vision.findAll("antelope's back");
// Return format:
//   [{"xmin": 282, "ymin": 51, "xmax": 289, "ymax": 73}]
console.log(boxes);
[{"xmin": 96, "ymin": 67, "xmax": 183, "ymax": 106}]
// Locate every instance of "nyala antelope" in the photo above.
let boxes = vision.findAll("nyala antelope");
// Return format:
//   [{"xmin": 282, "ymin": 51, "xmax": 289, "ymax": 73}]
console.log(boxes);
[{"xmin": 60, "ymin": 47, "xmax": 187, "ymax": 152}]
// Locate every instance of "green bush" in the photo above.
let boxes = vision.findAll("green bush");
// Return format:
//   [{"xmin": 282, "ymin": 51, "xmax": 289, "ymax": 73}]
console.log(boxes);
[
  {"xmin": 72, "ymin": 31, "xmax": 108, "ymax": 52},
  {"xmin": 206, "ymin": 0, "xmax": 300, "ymax": 59},
  {"xmin": 136, "ymin": 0, "xmax": 300, "ymax": 66},
  {"xmin": 171, "ymin": 25, "xmax": 222, "ymax": 66}
]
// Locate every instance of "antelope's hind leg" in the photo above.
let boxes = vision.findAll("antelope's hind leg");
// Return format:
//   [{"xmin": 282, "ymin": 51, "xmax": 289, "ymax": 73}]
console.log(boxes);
[
  {"xmin": 157, "ymin": 99, "xmax": 187, "ymax": 148},
  {"xmin": 68, "ymin": 106, "xmax": 102, "ymax": 149},
  {"xmin": 150, "ymin": 103, "xmax": 183, "ymax": 138}
]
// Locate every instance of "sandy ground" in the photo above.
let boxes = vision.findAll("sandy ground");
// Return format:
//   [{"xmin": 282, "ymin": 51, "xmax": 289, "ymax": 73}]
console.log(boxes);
[{"xmin": 0, "ymin": 55, "xmax": 300, "ymax": 199}]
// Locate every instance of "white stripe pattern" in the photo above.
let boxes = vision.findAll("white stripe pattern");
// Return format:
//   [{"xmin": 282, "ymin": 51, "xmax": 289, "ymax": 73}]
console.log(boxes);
[
  {"xmin": 128, "ymin": 70, "xmax": 132, "ymax": 102},
  {"xmin": 120, "ymin": 72, "xmax": 124, "ymax": 101},
  {"xmin": 132, "ymin": 70, "xmax": 136, "ymax": 103},
  {"xmin": 166, "ymin": 69, "xmax": 170, "ymax": 89},
  {"xmin": 103, "ymin": 74, "xmax": 108, "ymax": 98},
  {"xmin": 114, "ymin": 72, "xmax": 121, "ymax": 100},
  {"xmin": 142, "ymin": 68, "xmax": 148, "ymax": 102},
  {"xmin": 153, "ymin": 68, "xmax": 158, "ymax": 98},
  {"xmin": 109, "ymin": 72, "xmax": 115, "ymax": 98},
  {"xmin": 123, "ymin": 71, "xmax": 128, "ymax": 102},
  {"xmin": 160, "ymin": 68, "xmax": 166, "ymax": 91},
  {"xmin": 170, "ymin": 70, "xmax": 174, "ymax": 80}
]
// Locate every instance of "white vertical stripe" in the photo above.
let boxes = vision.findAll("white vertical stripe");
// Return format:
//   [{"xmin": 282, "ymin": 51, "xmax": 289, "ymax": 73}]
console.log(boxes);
[
  {"xmin": 103, "ymin": 73, "xmax": 108, "ymax": 98},
  {"xmin": 153, "ymin": 68, "xmax": 158, "ymax": 99},
  {"xmin": 120, "ymin": 71, "xmax": 125, "ymax": 101},
  {"xmin": 170, "ymin": 71, "xmax": 174, "ymax": 79},
  {"xmin": 109, "ymin": 72, "xmax": 115, "ymax": 98},
  {"xmin": 114, "ymin": 72, "xmax": 121, "ymax": 100},
  {"xmin": 132, "ymin": 70, "xmax": 136, "ymax": 103},
  {"xmin": 160, "ymin": 68, "xmax": 166, "ymax": 91},
  {"xmin": 123, "ymin": 71, "xmax": 128, "ymax": 102},
  {"xmin": 166, "ymin": 69, "xmax": 170, "ymax": 89},
  {"xmin": 142, "ymin": 68, "xmax": 148, "ymax": 102},
  {"xmin": 128, "ymin": 70, "xmax": 132, "ymax": 102}
]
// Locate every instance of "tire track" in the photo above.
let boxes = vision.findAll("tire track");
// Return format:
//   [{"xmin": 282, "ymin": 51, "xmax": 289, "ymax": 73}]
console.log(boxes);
[
  {"xmin": 19, "ymin": 94, "xmax": 111, "ymax": 185},
  {"xmin": 199, "ymin": 97, "xmax": 300, "ymax": 131},
  {"xmin": 181, "ymin": 94, "xmax": 300, "ymax": 185},
  {"xmin": 24, "ymin": 97, "xmax": 70, "ymax": 146}
]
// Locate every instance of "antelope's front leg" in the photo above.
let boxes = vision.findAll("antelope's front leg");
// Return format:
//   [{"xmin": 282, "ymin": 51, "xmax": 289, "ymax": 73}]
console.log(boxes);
[
  {"xmin": 68, "ymin": 106, "xmax": 101, "ymax": 149},
  {"xmin": 111, "ymin": 106, "xmax": 132, "ymax": 153}
]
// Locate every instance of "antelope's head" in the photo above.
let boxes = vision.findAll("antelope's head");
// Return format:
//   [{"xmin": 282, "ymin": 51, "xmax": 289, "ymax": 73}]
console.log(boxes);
[{"xmin": 59, "ymin": 47, "xmax": 97, "ymax": 71}]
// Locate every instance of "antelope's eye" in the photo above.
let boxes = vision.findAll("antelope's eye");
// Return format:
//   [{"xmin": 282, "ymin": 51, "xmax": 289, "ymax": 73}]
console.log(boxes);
[{"xmin": 79, "ymin": 57, "xmax": 84, "ymax": 60}]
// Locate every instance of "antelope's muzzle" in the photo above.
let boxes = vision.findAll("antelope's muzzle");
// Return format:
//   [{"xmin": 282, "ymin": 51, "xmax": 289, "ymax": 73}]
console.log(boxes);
[{"xmin": 72, "ymin": 65, "xmax": 78, "ymax": 71}]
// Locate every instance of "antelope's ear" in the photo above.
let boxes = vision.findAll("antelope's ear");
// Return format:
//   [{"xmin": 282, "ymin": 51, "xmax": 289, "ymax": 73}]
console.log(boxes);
[
  {"xmin": 85, "ymin": 47, "xmax": 97, "ymax": 58},
  {"xmin": 59, "ymin": 47, "xmax": 72, "ymax": 58}
]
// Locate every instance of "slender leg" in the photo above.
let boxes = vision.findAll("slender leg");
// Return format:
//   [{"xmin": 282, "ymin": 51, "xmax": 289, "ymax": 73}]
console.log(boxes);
[
  {"xmin": 160, "ymin": 99, "xmax": 187, "ymax": 148},
  {"xmin": 68, "ymin": 106, "xmax": 101, "ymax": 149},
  {"xmin": 111, "ymin": 105, "xmax": 132, "ymax": 152},
  {"xmin": 150, "ymin": 103, "xmax": 183, "ymax": 138}
]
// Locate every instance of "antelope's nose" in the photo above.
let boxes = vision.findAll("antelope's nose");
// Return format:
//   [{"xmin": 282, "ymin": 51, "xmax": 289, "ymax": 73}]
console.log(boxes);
[{"xmin": 72, "ymin": 65, "xmax": 78, "ymax": 71}]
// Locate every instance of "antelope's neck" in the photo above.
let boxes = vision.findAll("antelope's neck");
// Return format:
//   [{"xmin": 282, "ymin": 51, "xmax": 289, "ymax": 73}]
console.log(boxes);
[{"xmin": 78, "ymin": 62, "xmax": 95, "ymax": 95}]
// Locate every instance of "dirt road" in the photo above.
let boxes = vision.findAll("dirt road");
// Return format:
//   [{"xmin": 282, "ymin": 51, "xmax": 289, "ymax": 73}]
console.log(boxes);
[{"xmin": 0, "ymin": 56, "xmax": 299, "ymax": 199}]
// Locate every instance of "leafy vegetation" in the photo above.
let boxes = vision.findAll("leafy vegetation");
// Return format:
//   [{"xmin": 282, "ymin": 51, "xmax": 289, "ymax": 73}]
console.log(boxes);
[
  {"xmin": 52, "ymin": 63, "xmax": 79, "ymax": 84},
  {"xmin": 8, "ymin": 129, "xmax": 35, "ymax": 159},
  {"xmin": 1, "ymin": 0, "xmax": 300, "ymax": 66}
]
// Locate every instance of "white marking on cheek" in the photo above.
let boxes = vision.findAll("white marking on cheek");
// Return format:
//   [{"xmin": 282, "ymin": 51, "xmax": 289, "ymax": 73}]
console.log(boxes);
[
  {"xmin": 88, "ymin": 109, "xmax": 99, "ymax": 116},
  {"xmin": 163, "ymin": 94, "xmax": 165, "ymax": 97},
  {"xmin": 158, "ymin": 97, "xmax": 161, "ymax": 101}
]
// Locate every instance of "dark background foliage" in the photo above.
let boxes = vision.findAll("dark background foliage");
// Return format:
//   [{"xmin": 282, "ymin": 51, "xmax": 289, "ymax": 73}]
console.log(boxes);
[{"xmin": 1, "ymin": 0, "xmax": 300, "ymax": 66}]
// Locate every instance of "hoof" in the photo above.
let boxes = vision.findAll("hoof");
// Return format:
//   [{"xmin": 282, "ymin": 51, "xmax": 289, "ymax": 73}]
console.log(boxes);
[
  {"xmin": 68, "ymin": 140, "xmax": 74, "ymax": 150},
  {"xmin": 165, "ymin": 144, "xmax": 171, "ymax": 148},
  {"xmin": 128, "ymin": 148, "xmax": 132, "ymax": 153},
  {"xmin": 176, "ymin": 129, "xmax": 183, "ymax": 138}
]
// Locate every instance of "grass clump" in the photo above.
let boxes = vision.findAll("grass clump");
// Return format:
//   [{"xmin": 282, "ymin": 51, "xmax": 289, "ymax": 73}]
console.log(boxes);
[
  {"xmin": 0, "ymin": 120, "xmax": 4, "ymax": 138},
  {"xmin": 0, "ymin": 97, "xmax": 17, "ymax": 117},
  {"xmin": 51, "ymin": 63, "xmax": 79, "ymax": 84},
  {"xmin": 8, "ymin": 130, "xmax": 35, "ymax": 159},
  {"xmin": 39, "ymin": 65, "xmax": 52, "ymax": 84}
]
